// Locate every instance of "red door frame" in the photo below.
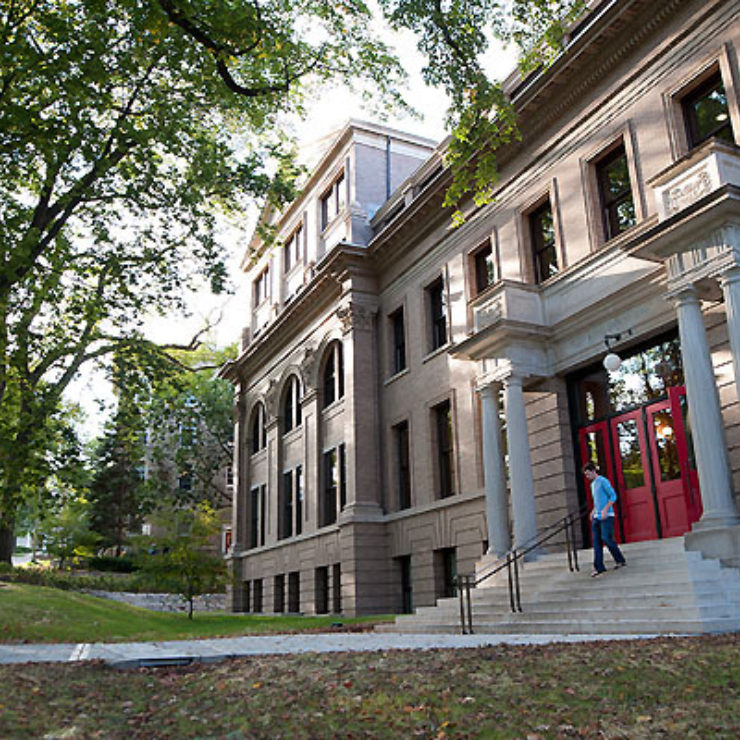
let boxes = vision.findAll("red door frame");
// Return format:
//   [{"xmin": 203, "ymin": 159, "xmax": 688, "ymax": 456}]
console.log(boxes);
[
  {"xmin": 578, "ymin": 421, "xmax": 621, "ymax": 539},
  {"xmin": 644, "ymin": 386, "xmax": 702, "ymax": 537},
  {"xmin": 577, "ymin": 386, "xmax": 701, "ymax": 543},
  {"xmin": 609, "ymin": 408, "xmax": 658, "ymax": 542}
]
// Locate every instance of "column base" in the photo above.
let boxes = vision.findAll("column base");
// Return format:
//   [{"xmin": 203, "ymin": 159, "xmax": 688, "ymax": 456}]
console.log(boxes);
[
  {"xmin": 685, "ymin": 524, "xmax": 740, "ymax": 570},
  {"xmin": 690, "ymin": 512, "xmax": 740, "ymax": 532}
]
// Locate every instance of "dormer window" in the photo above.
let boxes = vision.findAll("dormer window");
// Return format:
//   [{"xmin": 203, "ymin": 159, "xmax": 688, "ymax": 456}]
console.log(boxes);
[
  {"xmin": 320, "ymin": 172, "xmax": 346, "ymax": 230},
  {"xmin": 253, "ymin": 266, "xmax": 270, "ymax": 306}
]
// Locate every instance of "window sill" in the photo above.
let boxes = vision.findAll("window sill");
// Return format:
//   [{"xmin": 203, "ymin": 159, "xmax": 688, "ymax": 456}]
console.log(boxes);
[
  {"xmin": 321, "ymin": 397, "xmax": 345, "ymax": 420},
  {"xmin": 281, "ymin": 426, "xmax": 303, "ymax": 443},
  {"xmin": 250, "ymin": 448, "xmax": 267, "ymax": 463},
  {"xmin": 422, "ymin": 342, "xmax": 451, "ymax": 364},
  {"xmin": 320, "ymin": 209, "xmax": 347, "ymax": 236},
  {"xmin": 384, "ymin": 368, "xmax": 409, "ymax": 386}
]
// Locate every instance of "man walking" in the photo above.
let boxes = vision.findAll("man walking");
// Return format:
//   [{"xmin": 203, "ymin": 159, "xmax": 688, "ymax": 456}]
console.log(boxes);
[{"xmin": 583, "ymin": 462, "xmax": 626, "ymax": 577}]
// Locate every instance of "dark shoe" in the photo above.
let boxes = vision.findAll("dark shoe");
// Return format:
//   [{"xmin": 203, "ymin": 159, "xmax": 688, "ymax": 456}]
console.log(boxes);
[{"xmin": 614, "ymin": 562, "xmax": 627, "ymax": 570}]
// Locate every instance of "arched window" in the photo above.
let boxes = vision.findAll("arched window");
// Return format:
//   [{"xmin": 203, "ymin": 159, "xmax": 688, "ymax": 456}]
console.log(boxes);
[
  {"xmin": 282, "ymin": 375, "xmax": 302, "ymax": 433},
  {"xmin": 250, "ymin": 402, "xmax": 266, "ymax": 455},
  {"xmin": 322, "ymin": 341, "xmax": 344, "ymax": 409}
]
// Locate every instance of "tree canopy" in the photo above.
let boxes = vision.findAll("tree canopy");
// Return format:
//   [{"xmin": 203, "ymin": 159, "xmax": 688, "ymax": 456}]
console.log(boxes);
[
  {"xmin": 0, "ymin": 0, "xmax": 586, "ymax": 561},
  {"xmin": 0, "ymin": 0, "xmax": 408, "ymax": 561}
]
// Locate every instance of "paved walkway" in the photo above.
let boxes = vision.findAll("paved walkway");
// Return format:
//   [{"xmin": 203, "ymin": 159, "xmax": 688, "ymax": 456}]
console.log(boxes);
[{"xmin": 0, "ymin": 632, "xmax": 662, "ymax": 669}]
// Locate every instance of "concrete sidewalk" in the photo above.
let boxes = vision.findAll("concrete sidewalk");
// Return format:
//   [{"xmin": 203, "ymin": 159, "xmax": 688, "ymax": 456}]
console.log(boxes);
[{"xmin": 0, "ymin": 632, "xmax": 663, "ymax": 669}]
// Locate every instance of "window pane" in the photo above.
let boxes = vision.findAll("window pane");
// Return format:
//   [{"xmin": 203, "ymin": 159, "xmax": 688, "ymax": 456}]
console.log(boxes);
[
  {"xmin": 684, "ymin": 74, "xmax": 733, "ymax": 147},
  {"xmin": 530, "ymin": 202, "xmax": 558, "ymax": 283},
  {"xmin": 323, "ymin": 351, "xmax": 336, "ymax": 408},
  {"xmin": 391, "ymin": 309, "xmax": 406, "ymax": 373},
  {"xmin": 653, "ymin": 410, "xmax": 681, "ymax": 482},
  {"xmin": 474, "ymin": 244, "xmax": 495, "ymax": 293},
  {"xmin": 616, "ymin": 419, "xmax": 644, "ymax": 489}
]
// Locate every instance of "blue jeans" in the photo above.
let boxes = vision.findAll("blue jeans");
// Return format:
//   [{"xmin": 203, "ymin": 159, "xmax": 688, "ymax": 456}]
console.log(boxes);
[{"xmin": 592, "ymin": 517, "xmax": 626, "ymax": 573}]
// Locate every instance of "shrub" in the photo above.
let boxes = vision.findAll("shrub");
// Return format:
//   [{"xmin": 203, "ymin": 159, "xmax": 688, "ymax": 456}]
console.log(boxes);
[{"xmin": 87, "ymin": 555, "xmax": 138, "ymax": 573}]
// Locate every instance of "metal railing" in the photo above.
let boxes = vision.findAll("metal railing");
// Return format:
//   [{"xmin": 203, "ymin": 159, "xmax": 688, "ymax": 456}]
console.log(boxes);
[{"xmin": 454, "ymin": 507, "xmax": 587, "ymax": 634}]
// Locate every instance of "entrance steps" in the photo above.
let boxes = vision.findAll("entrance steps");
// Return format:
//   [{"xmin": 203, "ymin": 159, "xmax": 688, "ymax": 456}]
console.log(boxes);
[{"xmin": 376, "ymin": 537, "xmax": 740, "ymax": 635}]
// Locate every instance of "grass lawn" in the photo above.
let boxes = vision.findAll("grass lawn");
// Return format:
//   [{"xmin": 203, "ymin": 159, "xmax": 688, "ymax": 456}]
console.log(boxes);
[
  {"xmin": 0, "ymin": 635, "xmax": 738, "ymax": 738},
  {"xmin": 0, "ymin": 583, "xmax": 392, "ymax": 644}
]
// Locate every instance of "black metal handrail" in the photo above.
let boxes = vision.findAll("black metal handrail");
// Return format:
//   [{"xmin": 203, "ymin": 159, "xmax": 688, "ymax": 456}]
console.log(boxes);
[{"xmin": 454, "ymin": 506, "xmax": 588, "ymax": 634}]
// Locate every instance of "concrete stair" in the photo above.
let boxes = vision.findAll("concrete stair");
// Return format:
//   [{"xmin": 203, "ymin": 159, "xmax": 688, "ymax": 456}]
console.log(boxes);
[{"xmin": 376, "ymin": 537, "xmax": 740, "ymax": 635}]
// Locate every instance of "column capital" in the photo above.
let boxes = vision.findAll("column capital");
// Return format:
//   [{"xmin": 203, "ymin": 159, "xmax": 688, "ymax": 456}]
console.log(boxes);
[
  {"xmin": 719, "ymin": 265, "xmax": 740, "ymax": 286},
  {"xmin": 668, "ymin": 283, "xmax": 700, "ymax": 306},
  {"xmin": 476, "ymin": 380, "xmax": 502, "ymax": 399}
]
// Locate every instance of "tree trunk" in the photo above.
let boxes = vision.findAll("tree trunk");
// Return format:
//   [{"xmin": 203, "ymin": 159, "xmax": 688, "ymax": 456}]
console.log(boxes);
[{"xmin": 0, "ymin": 520, "xmax": 14, "ymax": 564}]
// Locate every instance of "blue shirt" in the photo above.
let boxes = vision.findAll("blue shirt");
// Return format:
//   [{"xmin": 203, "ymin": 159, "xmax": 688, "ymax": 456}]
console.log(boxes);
[{"xmin": 591, "ymin": 475, "xmax": 617, "ymax": 519}]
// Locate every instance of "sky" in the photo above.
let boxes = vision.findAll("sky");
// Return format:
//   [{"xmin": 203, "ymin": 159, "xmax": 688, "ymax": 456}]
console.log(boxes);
[{"xmin": 65, "ymin": 15, "xmax": 519, "ymax": 440}]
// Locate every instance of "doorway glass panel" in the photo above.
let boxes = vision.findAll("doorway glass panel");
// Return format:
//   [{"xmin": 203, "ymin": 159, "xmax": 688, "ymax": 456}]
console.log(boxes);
[
  {"xmin": 616, "ymin": 419, "xmax": 645, "ymax": 489},
  {"xmin": 585, "ymin": 429, "xmax": 608, "ymax": 473},
  {"xmin": 652, "ymin": 409, "xmax": 681, "ymax": 481}
]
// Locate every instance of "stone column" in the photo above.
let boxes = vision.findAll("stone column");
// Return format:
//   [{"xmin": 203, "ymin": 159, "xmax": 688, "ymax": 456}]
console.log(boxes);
[
  {"xmin": 674, "ymin": 286, "xmax": 740, "ymax": 528},
  {"xmin": 720, "ymin": 266, "xmax": 740, "ymax": 401},
  {"xmin": 479, "ymin": 383, "xmax": 510, "ymax": 556},
  {"xmin": 503, "ymin": 374, "xmax": 538, "ymax": 549}
]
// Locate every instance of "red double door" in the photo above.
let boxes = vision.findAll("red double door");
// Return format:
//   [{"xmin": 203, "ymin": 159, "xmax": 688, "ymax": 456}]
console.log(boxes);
[{"xmin": 578, "ymin": 387, "xmax": 702, "ymax": 542}]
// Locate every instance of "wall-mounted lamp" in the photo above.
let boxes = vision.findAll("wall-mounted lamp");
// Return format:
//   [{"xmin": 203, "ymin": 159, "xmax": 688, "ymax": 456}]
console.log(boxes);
[{"xmin": 603, "ymin": 330, "xmax": 632, "ymax": 372}]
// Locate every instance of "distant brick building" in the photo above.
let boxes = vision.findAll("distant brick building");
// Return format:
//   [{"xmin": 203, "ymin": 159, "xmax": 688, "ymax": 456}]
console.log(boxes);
[{"xmin": 221, "ymin": 0, "xmax": 740, "ymax": 615}]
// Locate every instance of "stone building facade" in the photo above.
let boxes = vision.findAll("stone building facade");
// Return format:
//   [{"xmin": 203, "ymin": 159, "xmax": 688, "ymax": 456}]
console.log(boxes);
[{"xmin": 221, "ymin": 0, "xmax": 740, "ymax": 615}]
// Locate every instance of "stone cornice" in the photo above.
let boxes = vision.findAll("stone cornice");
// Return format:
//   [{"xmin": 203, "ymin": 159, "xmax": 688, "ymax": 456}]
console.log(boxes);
[{"xmin": 220, "ymin": 245, "xmax": 374, "ymax": 382}]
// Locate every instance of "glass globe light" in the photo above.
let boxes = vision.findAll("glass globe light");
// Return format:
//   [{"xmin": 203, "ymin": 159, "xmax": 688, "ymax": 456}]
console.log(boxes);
[{"xmin": 603, "ymin": 352, "xmax": 622, "ymax": 372}]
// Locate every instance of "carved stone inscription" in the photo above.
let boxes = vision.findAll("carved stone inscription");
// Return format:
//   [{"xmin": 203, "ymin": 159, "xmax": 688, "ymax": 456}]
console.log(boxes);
[{"xmin": 664, "ymin": 167, "xmax": 712, "ymax": 217}]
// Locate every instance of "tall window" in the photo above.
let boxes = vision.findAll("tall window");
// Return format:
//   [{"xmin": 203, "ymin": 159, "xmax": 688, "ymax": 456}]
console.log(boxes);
[
  {"xmin": 282, "ymin": 375, "xmax": 302, "ymax": 433},
  {"xmin": 596, "ymin": 144, "xmax": 636, "ymax": 241},
  {"xmin": 393, "ymin": 420, "xmax": 411, "ymax": 510},
  {"xmin": 389, "ymin": 308, "xmax": 406, "ymax": 374},
  {"xmin": 339, "ymin": 443, "xmax": 347, "ymax": 511},
  {"xmin": 253, "ymin": 266, "xmax": 270, "ymax": 306},
  {"xmin": 322, "ymin": 341, "xmax": 344, "ymax": 408},
  {"xmin": 530, "ymin": 200, "xmax": 558, "ymax": 283},
  {"xmin": 284, "ymin": 225, "xmax": 303, "ymax": 273},
  {"xmin": 280, "ymin": 470, "xmax": 293, "ymax": 540},
  {"xmin": 682, "ymin": 72, "xmax": 734, "ymax": 148},
  {"xmin": 473, "ymin": 240, "xmax": 496, "ymax": 294},
  {"xmin": 320, "ymin": 172, "xmax": 346, "ymax": 229},
  {"xmin": 250, "ymin": 402, "xmax": 266, "ymax": 454},
  {"xmin": 434, "ymin": 400, "xmax": 455, "ymax": 498},
  {"xmin": 295, "ymin": 465, "xmax": 303, "ymax": 536},
  {"xmin": 249, "ymin": 484, "xmax": 266, "ymax": 549},
  {"xmin": 322, "ymin": 448, "xmax": 339, "ymax": 526},
  {"xmin": 427, "ymin": 277, "xmax": 447, "ymax": 351}
]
